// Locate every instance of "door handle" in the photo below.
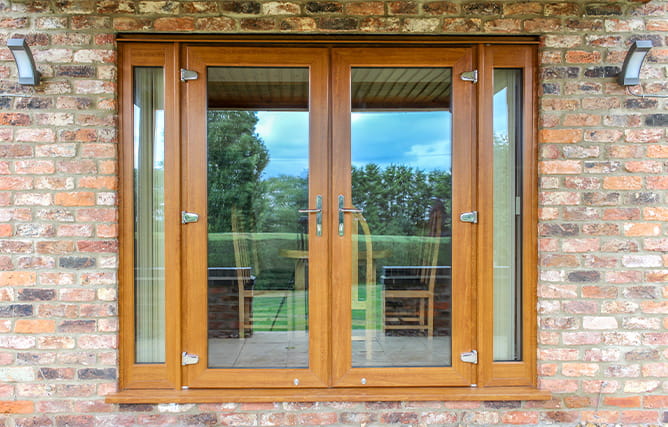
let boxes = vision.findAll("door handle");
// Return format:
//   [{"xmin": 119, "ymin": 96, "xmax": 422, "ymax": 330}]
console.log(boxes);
[
  {"xmin": 338, "ymin": 195, "xmax": 363, "ymax": 236},
  {"xmin": 298, "ymin": 195, "xmax": 322, "ymax": 236}
]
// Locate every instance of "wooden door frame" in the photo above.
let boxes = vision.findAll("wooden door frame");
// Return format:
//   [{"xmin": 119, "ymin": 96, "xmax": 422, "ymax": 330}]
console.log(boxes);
[
  {"xmin": 181, "ymin": 45, "xmax": 331, "ymax": 388},
  {"xmin": 114, "ymin": 38, "xmax": 544, "ymax": 401},
  {"xmin": 330, "ymin": 46, "xmax": 476, "ymax": 388}
]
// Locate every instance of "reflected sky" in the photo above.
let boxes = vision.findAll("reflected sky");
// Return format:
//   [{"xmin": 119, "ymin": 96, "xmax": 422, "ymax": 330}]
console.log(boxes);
[{"xmin": 257, "ymin": 111, "xmax": 453, "ymax": 178}]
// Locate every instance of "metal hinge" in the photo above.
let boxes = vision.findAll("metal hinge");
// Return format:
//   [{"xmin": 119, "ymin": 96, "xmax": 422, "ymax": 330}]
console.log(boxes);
[
  {"xmin": 460, "ymin": 70, "xmax": 478, "ymax": 84},
  {"xmin": 459, "ymin": 211, "xmax": 478, "ymax": 224},
  {"xmin": 182, "ymin": 352, "xmax": 199, "ymax": 366},
  {"xmin": 181, "ymin": 211, "xmax": 199, "ymax": 224},
  {"xmin": 180, "ymin": 68, "xmax": 198, "ymax": 82},
  {"xmin": 460, "ymin": 350, "xmax": 478, "ymax": 364}
]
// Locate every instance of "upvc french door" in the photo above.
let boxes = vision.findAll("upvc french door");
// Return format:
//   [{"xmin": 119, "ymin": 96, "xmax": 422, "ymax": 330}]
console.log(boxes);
[{"xmin": 181, "ymin": 45, "xmax": 475, "ymax": 388}]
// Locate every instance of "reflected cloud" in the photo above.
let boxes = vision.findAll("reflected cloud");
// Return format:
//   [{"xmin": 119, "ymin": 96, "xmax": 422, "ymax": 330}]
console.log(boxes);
[
  {"xmin": 257, "ymin": 111, "xmax": 309, "ymax": 178},
  {"xmin": 352, "ymin": 111, "xmax": 452, "ymax": 172},
  {"xmin": 256, "ymin": 110, "xmax": 453, "ymax": 178}
]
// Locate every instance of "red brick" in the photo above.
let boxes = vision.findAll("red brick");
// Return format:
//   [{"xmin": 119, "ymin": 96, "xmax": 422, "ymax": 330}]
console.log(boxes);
[
  {"xmin": 621, "ymin": 410, "xmax": 660, "ymax": 424},
  {"xmin": 14, "ymin": 319, "xmax": 55, "ymax": 334},
  {"xmin": 77, "ymin": 176, "xmax": 116, "ymax": 190},
  {"xmin": 647, "ymin": 145, "xmax": 668, "ymax": 158},
  {"xmin": 644, "ymin": 207, "xmax": 668, "ymax": 220},
  {"xmin": 14, "ymin": 160, "xmax": 55, "ymax": 175},
  {"xmin": 0, "ymin": 113, "xmax": 30, "ymax": 126},
  {"xmin": 565, "ymin": 50, "xmax": 602, "ymax": 63},
  {"xmin": 80, "ymin": 144, "xmax": 115, "ymax": 159},
  {"xmin": 644, "ymin": 395, "xmax": 668, "ymax": 408},
  {"xmin": 603, "ymin": 176, "xmax": 642, "ymax": 190},
  {"xmin": 624, "ymin": 160, "xmax": 662, "ymax": 173},
  {"xmin": 345, "ymin": 1, "xmax": 385, "ymax": 15},
  {"xmin": 646, "ymin": 176, "xmax": 668, "ymax": 189},
  {"xmin": 625, "ymin": 128, "xmax": 664, "ymax": 143},
  {"xmin": 624, "ymin": 223, "xmax": 661, "ymax": 236},
  {"xmin": 502, "ymin": 411, "xmax": 539, "ymax": 425},
  {"xmin": 539, "ymin": 160, "xmax": 581, "ymax": 174},
  {"xmin": 564, "ymin": 396, "xmax": 592, "ymax": 408},
  {"xmin": 0, "ymin": 271, "xmax": 36, "ymax": 286},
  {"xmin": 54, "ymin": 192, "xmax": 96, "ymax": 207},
  {"xmin": 562, "ymin": 238, "xmax": 599, "ymax": 252},
  {"xmin": 539, "ymin": 129, "xmax": 581, "ymax": 143},
  {"xmin": 196, "ymin": 17, "xmax": 238, "ymax": 31},
  {"xmin": 0, "ymin": 401, "xmax": 34, "ymax": 414},
  {"xmin": 539, "ymin": 379, "xmax": 578, "ymax": 393},
  {"xmin": 154, "ymin": 17, "xmax": 195, "ymax": 31},
  {"xmin": 0, "ymin": 176, "xmax": 33, "ymax": 191},
  {"xmin": 15, "ymin": 129, "xmax": 56, "ymax": 143},
  {"xmin": 562, "ymin": 113, "xmax": 601, "ymax": 126}
]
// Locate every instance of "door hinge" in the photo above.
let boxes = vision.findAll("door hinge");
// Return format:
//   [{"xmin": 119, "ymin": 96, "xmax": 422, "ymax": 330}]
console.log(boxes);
[
  {"xmin": 181, "ymin": 211, "xmax": 199, "ymax": 224},
  {"xmin": 459, "ymin": 211, "xmax": 478, "ymax": 224},
  {"xmin": 460, "ymin": 350, "xmax": 478, "ymax": 364},
  {"xmin": 460, "ymin": 70, "xmax": 478, "ymax": 84},
  {"xmin": 181, "ymin": 352, "xmax": 199, "ymax": 366},
  {"xmin": 180, "ymin": 68, "xmax": 198, "ymax": 82}
]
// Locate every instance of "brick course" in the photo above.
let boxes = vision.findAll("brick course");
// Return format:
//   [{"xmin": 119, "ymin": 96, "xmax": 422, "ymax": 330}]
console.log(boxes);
[{"xmin": 0, "ymin": 0, "xmax": 667, "ymax": 425}]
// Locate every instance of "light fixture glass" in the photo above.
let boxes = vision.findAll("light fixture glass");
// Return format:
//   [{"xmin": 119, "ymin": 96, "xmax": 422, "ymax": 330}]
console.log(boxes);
[
  {"xmin": 618, "ymin": 40, "xmax": 653, "ymax": 86},
  {"xmin": 7, "ymin": 37, "xmax": 41, "ymax": 86}
]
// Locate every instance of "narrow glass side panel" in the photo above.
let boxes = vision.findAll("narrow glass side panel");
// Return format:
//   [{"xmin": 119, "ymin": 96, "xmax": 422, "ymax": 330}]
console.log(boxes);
[
  {"xmin": 133, "ymin": 67, "xmax": 166, "ymax": 364},
  {"xmin": 206, "ymin": 67, "xmax": 310, "ymax": 369},
  {"xmin": 493, "ymin": 69, "xmax": 523, "ymax": 362},
  {"xmin": 350, "ymin": 67, "xmax": 453, "ymax": 368}
]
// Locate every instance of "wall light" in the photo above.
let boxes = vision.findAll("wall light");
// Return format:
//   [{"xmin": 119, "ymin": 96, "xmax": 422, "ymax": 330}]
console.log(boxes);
[
  {"xmin": 617, "ymin": 40, "xmax": 653, "ymax": 86},
  {"xmin": 7, "ymin": 37, "xmax": 41, "ymax": 86}
]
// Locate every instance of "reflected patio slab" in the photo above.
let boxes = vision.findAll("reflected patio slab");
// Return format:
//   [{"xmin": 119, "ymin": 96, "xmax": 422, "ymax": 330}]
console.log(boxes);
[{"xmin": 210, "ymin": 332, "xmax": 451, "ymax": 368}]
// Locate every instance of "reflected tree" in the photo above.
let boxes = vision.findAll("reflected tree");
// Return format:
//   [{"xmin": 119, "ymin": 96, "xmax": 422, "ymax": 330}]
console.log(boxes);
[
  {"xmin": 207, "ymin": 110, "xmax": 269, "ymax": 233},
  {"xmin": 352, "ymin": 164, "xmax": 452, "ymax": 236}
]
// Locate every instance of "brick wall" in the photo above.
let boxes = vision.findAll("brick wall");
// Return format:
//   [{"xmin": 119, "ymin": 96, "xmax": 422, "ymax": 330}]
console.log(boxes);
[{"xmin": 0, "ymin": 0, "xmax": 667, "ymax": 425}]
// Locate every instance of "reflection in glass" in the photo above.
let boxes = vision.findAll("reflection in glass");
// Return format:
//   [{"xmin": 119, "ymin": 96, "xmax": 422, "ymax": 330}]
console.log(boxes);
[
  {"xmin": 206, "ymin": 67, "xmax": 309, "ymax": 368},
  {"xmin": 493, "ymin": 69, "xmax": 523, "ymax": 362},
  {"xmin": 350, "ymin": 68, "xmax": 453, "ymax": 367},
  {"xmin": 133, "ymin": 67, "xmax": 166, "ymax": 363}
]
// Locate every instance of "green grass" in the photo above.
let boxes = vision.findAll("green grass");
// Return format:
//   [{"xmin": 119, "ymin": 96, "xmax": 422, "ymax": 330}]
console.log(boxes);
[{"xmin": 208, "ymin": 232, "xmax": 451, "ymax": 332}]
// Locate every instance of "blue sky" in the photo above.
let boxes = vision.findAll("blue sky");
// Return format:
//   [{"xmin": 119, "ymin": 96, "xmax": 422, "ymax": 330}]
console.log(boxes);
[{"xmin": 256, "ymin": 110, "xmax": 453, "ymax": 178}]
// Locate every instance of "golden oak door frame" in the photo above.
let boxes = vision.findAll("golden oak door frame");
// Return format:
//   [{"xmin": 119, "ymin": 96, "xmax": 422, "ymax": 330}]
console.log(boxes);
[
  {"xmin": 330, "ymin": 47, "xmax": 476, "ymax": 387},
  {"xmin": 182, "ymin": 45, "xmax": 477, "ymax": 389},
  {"xmin": 181, "ymin": 46, "xmax": 331, "ymax": 388}
]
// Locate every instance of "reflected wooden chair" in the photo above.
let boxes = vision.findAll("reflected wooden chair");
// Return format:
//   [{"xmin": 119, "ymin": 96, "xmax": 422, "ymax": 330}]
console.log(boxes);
[
  {"xmin": 351, "ymin": 212, "xmax": 381, "ymax": 357},
  {"xmin": 232, "ymin": 210, "xmax": 294, "ymax": 338},
  {"xmin": 382, "ymin": 200, "xmax": 444, "ymax": 337}
]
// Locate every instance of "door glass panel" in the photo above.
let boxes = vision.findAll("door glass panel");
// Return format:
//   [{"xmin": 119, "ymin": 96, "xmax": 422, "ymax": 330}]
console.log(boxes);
[
  {"xmin": 133, "ymin": 66, "xmax": 166, "ymax": 364},
  {"xmin": 493, "ymin": 69, "xmax": 523, "ymax": 361},
  {"xmin": 350, "ymin": 68, "xmax": 453, "ymax": 367},
  {"xmin": 206, "ymin": 67, "xmax": 309, "ymax": 368}
]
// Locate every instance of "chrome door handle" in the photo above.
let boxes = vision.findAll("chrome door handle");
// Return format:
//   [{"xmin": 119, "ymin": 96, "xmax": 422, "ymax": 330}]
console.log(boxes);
[
  {"xmin": 298, "ymin": 195, "xmax": 322, "ymax": 236},
  {"xmin": 338, "ymin": 195, "xmax": 363, "ymax": 236}
]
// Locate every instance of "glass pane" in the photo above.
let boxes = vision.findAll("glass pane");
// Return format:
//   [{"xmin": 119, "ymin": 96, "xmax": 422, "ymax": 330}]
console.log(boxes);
[
  {"xmin": 206, "ymin": 67, "xmax": 309, "ymax": 368},
  {"xmin": 493, "ymin": 69, "xmax": 523, "ymax": 362},
  {"xmin": 350, "ymin": 67, "xmax": 453, "ymax": 367},
  {"xmin": 133, "ymin": 67, "xmax": 166, "ymax": 363}
]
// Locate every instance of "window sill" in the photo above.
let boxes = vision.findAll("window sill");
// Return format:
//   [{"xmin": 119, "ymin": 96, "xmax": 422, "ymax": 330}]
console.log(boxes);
[{"xmin": 106, "ymin": 386, "xmax": 551, "ymax": 403}]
